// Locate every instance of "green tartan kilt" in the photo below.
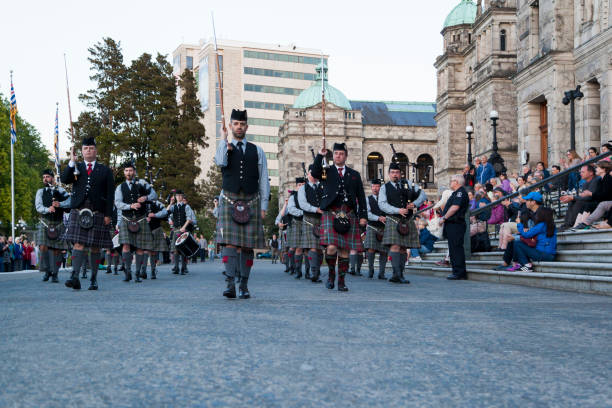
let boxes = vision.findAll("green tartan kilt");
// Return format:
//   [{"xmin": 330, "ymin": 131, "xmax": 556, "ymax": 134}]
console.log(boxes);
[
  {"xmin": 216, "ymin": 190, "xmax": 265, "ymax": 249},
  {"xmin": 299, "ymin": 213, "xmax": 321, "ymax": 249},
  {"xmin": 286, "ymin": 219, "xmax": 302, "ymax": 248},
  {"xmin": 36, "ymin": 221, "xmax": 70, "ymax": 250},
  {"xmin": 118, "ymin": 218, "xmax": 154, "ymax": 250},
  {"xmin": 364, "ymin": 224, "xmax": 386, "ymax": 252},
  {"xmin": 382, "ymin": 216, "xmax": 420, "ymax": 248},
  {"xmin": 150, "ymin": 227, "xmax": 169, "ymax": 252}
]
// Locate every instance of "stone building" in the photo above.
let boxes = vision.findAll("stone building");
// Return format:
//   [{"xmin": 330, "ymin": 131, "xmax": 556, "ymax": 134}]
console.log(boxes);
[
  {"xmin": 278, "ymin": 63, "xmax": 437, "ymax": 199},
  {"xmin": 436, "ymin": 0, "xmax": 612, "ymax": 186}
]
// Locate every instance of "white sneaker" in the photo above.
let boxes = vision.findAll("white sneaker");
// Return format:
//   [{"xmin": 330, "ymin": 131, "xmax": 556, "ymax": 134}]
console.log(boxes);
[{"xmin": 409, "ymin": 256, "xmax": 422, "ymax": 262}]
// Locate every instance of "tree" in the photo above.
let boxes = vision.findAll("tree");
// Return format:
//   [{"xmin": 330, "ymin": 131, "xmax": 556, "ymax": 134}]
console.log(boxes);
[
  {"xmin": 263, "ymin": 186, "xmax": 279, "ymax": 238},
  {"xmin": 200, "ymin": 163, "xmax": 222, "ymax": 214}
]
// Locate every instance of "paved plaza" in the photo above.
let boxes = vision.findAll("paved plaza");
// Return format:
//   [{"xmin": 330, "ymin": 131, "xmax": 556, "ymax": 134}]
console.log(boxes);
[{"xmin": 1, "ymin": 261, "xmax": 611, "ymax": 407}]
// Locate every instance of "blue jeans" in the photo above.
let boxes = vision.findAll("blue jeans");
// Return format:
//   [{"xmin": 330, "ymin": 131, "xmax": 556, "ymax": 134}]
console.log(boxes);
[
  {"xmin": 513, "ymin": 241, "xmax": 555, "ymax": 265},
  {"xmin": 410, "ymin": 247, "xmax": 432, "ymax": 258}
]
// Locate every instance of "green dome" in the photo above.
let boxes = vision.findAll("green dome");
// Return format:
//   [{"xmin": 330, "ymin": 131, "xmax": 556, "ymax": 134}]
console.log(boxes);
[
  {"xmin": 292, "ymin": 62, "xmax": 352, "ymax": 111},
  {"xmin": 443, "ymin": 0, "xmax": 477, "ymax": 29}
]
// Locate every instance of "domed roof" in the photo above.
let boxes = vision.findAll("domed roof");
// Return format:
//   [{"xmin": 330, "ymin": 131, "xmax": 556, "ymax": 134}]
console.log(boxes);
[
  {"xmin": 292, "ymin": 62, "xmax": 352, "ymax": 111},
  {"xmin": 443, "ymin": 0, "xmax": 477, "ymax": 29}
]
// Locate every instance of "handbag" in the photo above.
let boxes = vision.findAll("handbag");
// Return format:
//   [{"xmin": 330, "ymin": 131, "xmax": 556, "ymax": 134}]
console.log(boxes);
[
  {"xmin": 332, "ymin": 211, "xmax": 351, "ymax": 234},
  {"xmin": 231, "ymin": 200, "xmax": 251, "ymax": 224},
  {"xmin": 520, "ymin": 236, "xmax": 537, "ymax": 248}
]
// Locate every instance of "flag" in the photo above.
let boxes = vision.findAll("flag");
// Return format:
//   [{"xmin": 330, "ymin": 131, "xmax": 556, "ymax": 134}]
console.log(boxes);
[
  {"xmin": 9, "ymin": 75, "xmax": 18, "ymax": 144},
  {"xmin": 54, "ymin": 104, "xmax": 60, "ymax": 175}
]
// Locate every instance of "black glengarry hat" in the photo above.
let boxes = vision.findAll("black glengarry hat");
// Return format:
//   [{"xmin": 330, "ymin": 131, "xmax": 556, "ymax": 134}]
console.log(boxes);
[
  {"xmin": 42, "ymin": 169, "xmax": 54, "ymax": 177},
  {"xmin": 389, "ymin": 162, "xmax": 400, "ymax": 171},
  {"xmin": 295, "ymin": 177, "xmax": 306, "ymax": 184},
  {"xmin": 82, "ymin": 137, "xmax": 96, "ymax": 147},
  {"xmin": 231, "ymin": 109, "xmax": 248, "ymax": 122},
  {"xmin": 371, "ymin": 178, "xmax": 382, "ymax": 185},
  {"xmin": 175, "ymin": 189, "xmax": 184, "ymax": 195},
  {"xmin": 333, "ymin": 143, "xmax": 347, "ymax": 153}
]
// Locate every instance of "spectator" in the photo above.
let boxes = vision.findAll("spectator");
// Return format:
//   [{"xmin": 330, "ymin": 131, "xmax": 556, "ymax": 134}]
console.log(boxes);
[
  {"xmin": 13, "ymin": 238, "xmax": 23, "ymax": 271},
  {"xmin": 463, "ymin": 164, "xmax": 476, "ymax": 188},
  {"xmin": 470, "ymin": 191, "xmax": 490, "ymax": 238},
  {"xmin": 505, "ymin": 206, "xmax": 557, "ymax": 272},
  {"xmin": 473, "ymin": 157, "xmax": 482, "ymax": 179},
  {"xmin": 477, "ymin": 155, "xmax": 495, "ymax": 185},
  {"xmin": 586, "ymin": 147, "xmax": 599, "ymax": 160},
  {"xmin": 497, "ymin": 196, "xmax": 529, "ymax": 250},
  {"xmin": 573, "ymin": 160, "xmax": 612, "ymax": 230},
  {"xmin": 208, "ymin": 241, "xmax": 216, "ymax": 261},
  {"xmin": 535, "ymin": 162, "xmax": 550, "ymax": 179},
  {"xmin": 560, "ymin": 165, "xmax": 600, "ymax": 231},
  {"xmin": 561, "ymin": 149, "xmax": 582, "ymax": 191},
  {"xmin": 521, "ymin": 165, "xmax": 532, "ymax": 178},
  {"xmin": 468, "ymin": 190, "xmax": 477, "ymax": 210},
  {"xmin": 409, "ymin": 219, "xmax": 437, "ymax": 261},
  {"xmin": 0, "ymin": 236, "xmax": 8, "ymax": 272},
  {"xmin": 30, "ymin": 241, "xmax": 38, "ymax": 270},
  {"xmin": 199, "ymin": 235, "xmax": 207, "ymax": 262},
  {"xmin": 22, "ymin": 240, "xmax": 33, "ymax": 270},
  {"xmin": 601, "ymin": 143, "xmax": 611, "ymax": 161},
  {"xmin": 548, "ymin": 165, "xmax": 568, "ymax": 192},
  {"xmin": 499, "ymin": 173, "xmax": 512, "ymax": 194},
  {"xmin": 487, "ymin": 189, "xmax": 506, "ymax": 226},
  {"xmin": 515, "ymin": 175, "xmax": 527, "ymax": 192}
]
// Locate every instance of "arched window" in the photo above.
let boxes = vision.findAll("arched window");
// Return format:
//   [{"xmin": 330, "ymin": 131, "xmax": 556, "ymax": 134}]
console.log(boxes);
[
  {"xmin": 500, "ymin": 29, "xmax": 507, "ymax": 51},
  {"xmin": 367, "ymin": 152, "xmax": 384, "ymax": 181},
  {"xmin": 416, "ymin": 154, "xmax": 434, "ymax": 186},
  {"xmin": 392, "ymin": 152, "xmax": 409, "ymax": 180}
]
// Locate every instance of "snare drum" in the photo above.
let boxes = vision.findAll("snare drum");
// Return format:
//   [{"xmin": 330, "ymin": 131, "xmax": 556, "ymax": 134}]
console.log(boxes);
[{"xmin": 175, "ymin": 233, "xmax": 199, "ymax": 258}]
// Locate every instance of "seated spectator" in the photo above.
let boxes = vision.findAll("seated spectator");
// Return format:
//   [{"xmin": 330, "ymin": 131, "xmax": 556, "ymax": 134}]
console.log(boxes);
[
  {"xmin": 468, "ymin": 190, "xmax": 477, "ymax": 210},
  {"xmin": 548, "ymin": 165, "xmax": 567, "ymax": 192},
  {"xmin": 474, "ymin": 183, "xmax": 485, "ymax": 194},
  {"xmin": 498, "ymin": 198, "xmax": 533, "ymax": 251},
  {"xmin": 586, "ymin": 147, "xmax": 599, "ymax": 161},
  {"xmin": 514, "ymin": 175, "xmax": 527, "ymax": 192},
  {"xmin": 487, "ymin": 189, "xmax": 506, "ymax": 226},
  {"xmin": 573, "ymin": 160, "xmax": 612, "ymax": 230},
  {"xmin": 560, "ymin": 164, "xmax": 600, "ymax": 231},
  {"xmin": 409, "ymin": 219, "xmax": 437, "ymax": 261},
  {"xmin": 535, "ymin": 162, "xmax": 550, "ymax": 179},
  {"xmin": 601, "ymin": 143, "xmax": 611, "ymax": 161},
  {"xmin": 499, "ymin": 173, "xmax": 512, "ymax": 194},
  {"xmin": 477, "ymin": 155, "xmax": 495, "ymax": 185},
  {"xmin": 521, "ymin": 164, "xmax": 532, "ymax": 178},
  {"xmin": 470, "ymin": 192, "xmax": 490, "ymax": 237}
]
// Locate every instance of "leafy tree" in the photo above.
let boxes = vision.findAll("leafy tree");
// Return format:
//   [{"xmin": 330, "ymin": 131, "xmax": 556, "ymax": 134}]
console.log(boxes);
[
  {"xmin": 263, "ymin": 186, "xmax": 279, "ymax": 238},
  {"xmin": 200, "ymin": 163, "xmax": 222, "ymax": 214}
]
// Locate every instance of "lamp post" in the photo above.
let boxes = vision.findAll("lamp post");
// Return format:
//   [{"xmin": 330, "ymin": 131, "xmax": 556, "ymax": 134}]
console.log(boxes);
[
  {"xmin": 466, "ymin": 123, "xmax": 474, "ymax": 165},
  {"xmin": 488, "ymin": 110, "xmax": 506, "ymax": 175},
  {"xmin": 562, "ymin": 85, "xmax": 584, "ymax": 151}
]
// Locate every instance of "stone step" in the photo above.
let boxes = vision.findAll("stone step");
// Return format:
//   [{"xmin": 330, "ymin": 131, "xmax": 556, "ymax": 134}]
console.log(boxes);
[
  {"xmin": 403, "ymin": 265, "xmax": 612, "ymax": 296},
  {"xmin": 422, "ymin": 249, "xmax": 612, "ymax": 263},
  {"xmin": 408, "ymin": 259, "xmax": 612, "ymax": 277}
]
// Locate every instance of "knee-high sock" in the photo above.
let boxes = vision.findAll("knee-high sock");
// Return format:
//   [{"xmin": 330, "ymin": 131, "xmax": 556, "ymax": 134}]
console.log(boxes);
[
  {"xmin": 105, "ymin": 252, "xmax": 111, "ymax": 267},
  {"xmin": 181, "ymin": 254, "xmax": 187, "ymax": 270},
  {"xmin": 150, "ymin": 254, "xmax": 157, "ymax": 272},
  {"xmin": 326, "ymin": 253, "xmax": 337, "ymax": 274},
  {"xmin": 400, "ymin": 251, "xmax": 407, "ymax": 274},
  {"xmin": 304, "ymin": 255, "xmax": 310, "ymax": 273},
  {"xmin": 71, "ymin": 249, "xmax": 86, "ymax": 278},
  {"xmin": 52, "ymin": 251, "xmax": 62, "ymax": 277},
  {"xmin": 89, "ymin": 252, "xmax": 101, "ymax": 282},
  {"xmin": 135, "ymin": 253, "xmax": 144, "ymax": 275},
  {"xmin": 349, "ymin": 253, "xmax": 358, "ymax": 272},
  {"xmin": 379, "ymin": 252, "xmax": 388, "ymax": 275},
  {"xmin": 122, "ymin": 251, "xmax": 133, "ymax": 273},
  {"xmin": 239, "ymin": 250, "xmax": 254, "ymax": 278},
  {"xmin": 390, "ymin": 251, "xmax": 401, "ymax": 278},
  {"xmin": 294, "ymin": 253, "xmax": 303, "ymax": 275},
  {"xmin": 367, "ymin": 252, "xmax": 376, "ymax": 272},
  {"xmin": 288, "ymin": 249, "xmax": 296, "ymax": 271},
  {"xmin": 173, "ymin": 252, "xmax": 180, "ymax": 270},
  {"xmin": 357, "ymin": 253, "xmax": 363, "ymax": 273},
  {"xmin": 222, "ymin": 247, "xmax": 238, "ymax": 279},
  {"xmin": 308, "ymin": 250, "xmax": 319, "ymax": 275},
  {"xmin": 338, "ymin": 257, "xmax": 349, "ymax": 278},
  {"xmin": 40, "ymin": 249, "xmax": 50, "ymax": 273},
  {"xmin": 141, "ymin": 253, "xmax": 149, "ymax": 274},
  {"xmin": 113, "ymin": 254, "xmax": 120, "ymax": 268}
]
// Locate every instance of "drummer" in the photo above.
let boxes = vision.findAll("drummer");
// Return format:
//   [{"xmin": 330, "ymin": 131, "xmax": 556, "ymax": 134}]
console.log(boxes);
[{"xmin": 166, "ymin": 190, "xmax": 196, "ymax": 275}]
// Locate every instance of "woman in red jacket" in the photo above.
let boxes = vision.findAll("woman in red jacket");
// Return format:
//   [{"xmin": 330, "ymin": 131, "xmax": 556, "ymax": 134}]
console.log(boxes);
[{"xmin": 22, "ymin": 239, "xmax": 34, "ymax": 270}]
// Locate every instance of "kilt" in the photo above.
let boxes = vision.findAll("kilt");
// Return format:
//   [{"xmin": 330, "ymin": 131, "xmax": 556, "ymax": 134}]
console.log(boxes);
[
  {"xmin": 382, "ymin": 216, "xmax": 420, "ymax": 248},
  {"xmin": 36, "ymin": 220, "xmax": 69, "ymax": 250},
  {"xmin": 364, "ymin": 224, "xmax": 386, "ymax": 252},
  {"xmin": 216, "ymin": 190, "xmax": 265, "ymax": 248},
  {"xmin": 118, "ymin": 218, "xmax": 154, "ymax": 250},
  {"xmin": 319, "ymin": 207, "xmax": 363, "ymax": 251},
  {"xmin": 299, "ymin": 213, "xmax": 321, "ymax": 249},
  {"xmin": 150, "ymin": 227, "xmax": 169, "ymax": 252},
  {"xmin": 286, "ymin": 219, "xmax": 302, "ymax": 248},
  {"xmin": 63, "ymin": 209, "xmax": 112, "ymax": 249}
]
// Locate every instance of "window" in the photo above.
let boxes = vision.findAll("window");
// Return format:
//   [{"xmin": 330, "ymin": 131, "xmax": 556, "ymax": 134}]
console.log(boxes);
[
  {"xmin": 244, "ymin": 67, "xmax": 316, "ymax": 81},
  {"xmin": 245, "ymin": 101, "xmax": 288, "ymax": 111},
  {"xmin": 186, "ymin": 56, "xmax": 193, "ymax": 70},
  {"xmin": 367, "ymin": 152, "xmax": 384, "ymax": 181},
  {"xmin": 500, "ymin": 29, "xmax": 507, "ymax": 51},
  {"xmin": 416, "ymin": 154, "xmax": 434, "ymax": 186},
  {"xmin": 246, "ymin": 134, "xmax": 280, "ymax": 144},
  {"xmin": 243, "ymin": 50, "xmax": 325, "ymax": 65},
  {"xmin": 265, "ymin": 152, "xmax": 278, "ymax": 160},
  {"xmin": 244, "ymin": 83, "xmax": 303, "ymax": 96},
  {"xmin": 248, "ymin": 118, "xmax": 285, "ymax": 127},
  {"xmin": 198, "ymin": 56, "xmax": 209, "ymax": 111},
  {"xmin": 268, "ymin": 169, "xmax": 279, "ymax": 176}
]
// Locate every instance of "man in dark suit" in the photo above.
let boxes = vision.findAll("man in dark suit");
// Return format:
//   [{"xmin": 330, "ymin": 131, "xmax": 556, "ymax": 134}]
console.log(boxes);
[
  {"xmin": 311, "ymin": 143, "xmax": 367, "ymax": 292},
  {"xmin": 61, "ymin": 137, "xmax": 115, "ymax": 291}
]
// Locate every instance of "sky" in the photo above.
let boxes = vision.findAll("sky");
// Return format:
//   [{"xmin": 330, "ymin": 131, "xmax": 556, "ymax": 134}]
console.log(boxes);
[{"xmin": 2, "ymin": 0, "xmax": 461, "ymax": 156}]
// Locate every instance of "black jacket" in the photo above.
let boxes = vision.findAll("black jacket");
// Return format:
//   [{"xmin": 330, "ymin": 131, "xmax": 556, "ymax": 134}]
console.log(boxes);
[
  {"xmin": 61, "ymin": 162, "xmax": 115, "ymax": 217},
  {"xmin": 593, "ymin": 174, "xmax": 612, "ymax": 203},
  {"xmin": 311, "ymin": 154, "xmax": 367, "ymax": 220}
]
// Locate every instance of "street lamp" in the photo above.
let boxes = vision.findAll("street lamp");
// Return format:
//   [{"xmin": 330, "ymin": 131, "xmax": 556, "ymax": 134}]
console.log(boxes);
[
  {"xmin": 466, "ymin": 123, "xmax": 474, "ymax": 165},
  {"xmin": 562, "ymin": 85, "xmax": 584, "ymax": 151},
  {"xmin": 488, "ymin": 110, "xmax": 506, "ymax": 175}
]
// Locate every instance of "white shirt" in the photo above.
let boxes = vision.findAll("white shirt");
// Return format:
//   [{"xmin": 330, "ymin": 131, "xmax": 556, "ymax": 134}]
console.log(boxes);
[{"xmin": 68, "ymin": 160, "xmax": 96, "ymax": 171}]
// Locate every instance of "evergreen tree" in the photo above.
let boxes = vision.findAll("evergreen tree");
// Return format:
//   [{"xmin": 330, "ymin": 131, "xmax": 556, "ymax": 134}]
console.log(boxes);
[{"xmin": 200, "ymin": 163, "xmax": 222, "ymax": 213}]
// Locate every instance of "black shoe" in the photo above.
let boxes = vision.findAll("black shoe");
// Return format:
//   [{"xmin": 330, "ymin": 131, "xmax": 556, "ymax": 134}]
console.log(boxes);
[
  {"xmin": 180, "ymin": 270, "xmax": 187, "ymax": 275},
  {"xmin": 326, "ymin": 280, "xmax": 335, "ymax": 290},
  {"xmin": 447, "ymin": 274, "xmax": 467, "ymax": 280},
  {"xmin": 355, "ymin": 271, "xmax": 363, "ymax": 277},
  {"xmin": 239, "ymin": 289, "xmax": 251, "ymax": 299},
  {"xmin": 305, "ymin": 271, "xmax": 311, "ymax": 279},
  {"xmin": 398, "ymin": 277, "xmax": 410, "ymax": 284},
  {"xmin": 118, "ymin": 265, "xmax": 125, "ymax": 272},
  {"xmin": 311, "ymin": 277, "xmax": 322, "ymax": 283},
  {"xmin": 151, "ymin": 271, "xmax": 157, "ymax": 280},
  {"xmin": 81, "ymin": 272, "xmax": 87, "ymax": 279},
  {"xmin": 105, "ymin": 269, "xmax": 112, "ymax": 274},
  {"xmin": 135, "ymin": 273, "xmax": 142, "ymax": 283},
  {"xmin": 295, "ymin": 272, "xmax": 302, "ymax": 279},
  {"xmin": 65, "ymin": 278, "xmax": 74, "ymax": 288},
  {"xmin": 42, "ymin": 272, "xmax": 50, "ymax": 282},
  {"xmin": 378, "ymin": 275, "xmax": 386, "ymax": 280},
  {"xmin": 66, "ymin": 277, "xmax": 81, "ymax": 290},
  {"xmin": 141, "ymin": 272, "xmax": 147, "ymax": 279},
  {"xmin": 113, "ymin": 269, "xmax": 119, "ymax": 275},
  {"xmin": 349, "ymin": 269, "xmax": 356, "ymax": 276},
  {"xmin": 338, "ymin": 283, "xmax": 349, "ymax": 292},
  {"xmin": 368, "ymin": 271, "xmax": 374, "ymax": 279},
  {"xmin": 388, "ymin": 276, "xmax": 401, "ymax": 283},
  {"xmin": 223, "ymin": 284, "xmax": 236, "ymax": 299},
  {"xmin": 88, "ymin": 281, "xmax": 98, "ymax": 290},
  {"xmin": 123, "ymin": 272, "xmax": 132, "ymax": 282},
  {"xmin": 51, "ymin": 274, "xmax": 59, "ymax": 283},
  {"xmin": 171, "ymin": 268, "xmax": 179, "ymax": 275}
]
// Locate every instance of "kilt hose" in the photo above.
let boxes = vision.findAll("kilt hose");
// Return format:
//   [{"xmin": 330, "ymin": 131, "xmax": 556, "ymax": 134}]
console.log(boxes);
[
  {"xmin": 300, "ymin": 213, "xmax": 322, "ymax": 249},
  {"xmin": 150, "ymin": 226, "xmax": 169, "ymax": 252},
  {"xmin": 36, "ymin": 220, "xmax": 70, "ymax": 250},
  {"xmin": 216, "ymin": 190, "xmax": 265, "ymax": 249},
  {"xmin": 382, "ymin": 216, "xmax": 420, "ymax": 249},
  {"xmin": 364, "ymin": 224, "xmax": 386, "ymax": 253},
  {"xmin": 118, "ymin": 218, "xmax": 154, "ymax": 250},
  {"xmin": 63, "ymin": 209, "xmax": 112, "ymax": 249},
  {"xmin": 319, "ymin": 207, "xmax": 363, "ymax": 251},
  {"xmin": 281, "ymin": 229, "xmax": 290, "ymax": 249},
  {"xmin": 286, "ymin": 220, "xmax": 302, "ymax": 248}
]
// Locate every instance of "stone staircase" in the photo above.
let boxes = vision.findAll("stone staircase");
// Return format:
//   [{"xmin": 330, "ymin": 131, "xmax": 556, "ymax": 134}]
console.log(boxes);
[{"xmin": 404, "ymin": 228, "xmax": 612, "ymax": 296}]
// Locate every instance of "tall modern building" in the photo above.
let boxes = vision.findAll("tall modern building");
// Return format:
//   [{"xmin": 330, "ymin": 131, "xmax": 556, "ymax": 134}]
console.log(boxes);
[{"xmin": 172, "ymin": 40, "xmax": 327, "ymax": 186}]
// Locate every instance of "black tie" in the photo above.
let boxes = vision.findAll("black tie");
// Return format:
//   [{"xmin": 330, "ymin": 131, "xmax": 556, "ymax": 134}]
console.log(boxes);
[
  {"xmin": 395, "ymin": 183, "xmax": 400, "ymax": 190},
  {"xmin": 236, "ymin": 141, "xmax": 243, "ymax": 153}
]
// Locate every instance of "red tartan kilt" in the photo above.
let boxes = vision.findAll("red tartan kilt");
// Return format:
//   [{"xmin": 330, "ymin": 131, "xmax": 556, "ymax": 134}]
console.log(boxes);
[{"xmin": 319, "ymin": 210, "xmax": 363, "ymax": 251}]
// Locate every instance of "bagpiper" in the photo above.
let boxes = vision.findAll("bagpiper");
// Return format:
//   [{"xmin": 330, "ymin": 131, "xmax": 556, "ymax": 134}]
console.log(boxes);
[
  {"xmin": 311, "ymin": 143, "xmax": 367, "ymax": 292},
  {"xmin": 297, "ymin": 165, "xmax": 324, "ymax": 283},
  {"xmin": 364, "ymin": 178, "xmax": 388, "ymax": 279},
  {"xmin": 167, "ymin": 190, "xmax": 197, "ymax": 275},
  {"xmin": 35, "ymin": 169, "xmax": 71, "ymax": 283},
  {"xmin": 379, "ymin": 162, "xmax": 427, "ymax": 284},
  {"xmin": 214, "ymin": 109, "xmax": 270, "ymax": 299},
  {"xmin": 114, "ymin": 161, "xmax": 158, "ymax": 283},
  {"xmin": 287, "ymin": 178, "xmax": 306, "ymax": 278},
  {"xmin": 61, "ymin": 137, "xmax": 115, "ymax": 291}
]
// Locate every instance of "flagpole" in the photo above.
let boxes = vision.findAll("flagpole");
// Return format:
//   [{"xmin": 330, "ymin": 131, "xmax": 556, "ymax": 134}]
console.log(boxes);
[{"xmin": 10, "ymin": 71, "xmax": 15, "ymax": 242}]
